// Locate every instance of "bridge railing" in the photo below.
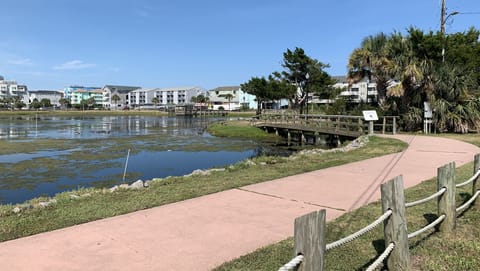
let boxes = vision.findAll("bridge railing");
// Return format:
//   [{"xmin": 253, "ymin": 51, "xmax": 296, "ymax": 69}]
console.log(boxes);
[{"xmin": 254, "ymin": 112, "xmax": 397, "ymax": 135}]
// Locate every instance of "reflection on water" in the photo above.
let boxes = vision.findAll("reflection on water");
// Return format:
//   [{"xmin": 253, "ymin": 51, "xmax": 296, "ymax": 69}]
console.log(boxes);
[
  {"xmin": 0, "ymin": 115, "xmax": 213, "ymax": 139},
  {"xmin": 0, "ymin": 115, "xmax": 288, "ymax": 204}
]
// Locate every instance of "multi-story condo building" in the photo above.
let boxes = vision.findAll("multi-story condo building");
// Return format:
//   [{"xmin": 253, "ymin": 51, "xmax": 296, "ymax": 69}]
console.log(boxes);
[
  {"xmin": 131, "ymin": 87, "xmax": 206, "ymax": 107},
  {"xmin": 0, "ymin": 75, "xmax": 29, "ymax": 106},
  {"xmin": 63, "ymin": 85, "xmax": 100, "ymax": 99},
  {"xmin": 332, "ymin": 76, "xmax": 378, "ymax": 103},
  {"xmin": 208, "ymin": 86, "xmax": 257, "ymax": 110},
  {"xmin": 102, "ymin": 85, "xmax": 141, "ymax": 109},
  {"xmin": 71, "ymin": 89, "xmax": 103, "ymax": 106},
  {"xmin": 29, "ymin": 90, "xmax": 64, "ymax": 107}
]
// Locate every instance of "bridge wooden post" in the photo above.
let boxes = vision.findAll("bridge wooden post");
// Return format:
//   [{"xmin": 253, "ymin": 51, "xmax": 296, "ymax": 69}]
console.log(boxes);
[
  {"xmin": 393, "ymin": 117, "xmax": 397, "ymax": 134},
  {"xmin": 287, "ymin": 130, "xmax": 291, "ymax": 146},
  {"xmin": 314, "ymin": 132, "xmax": 320, "ymax": 146}
]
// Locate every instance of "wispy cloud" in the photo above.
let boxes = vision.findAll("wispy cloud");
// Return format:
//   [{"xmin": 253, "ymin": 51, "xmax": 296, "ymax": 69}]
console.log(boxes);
[
  {"xmin": 8, "ymin": 58, "xmax": 34, "ymax": 66},
  {"xmin": 53, "ymin": 60, "xmax": 96, "ymax": 70}
]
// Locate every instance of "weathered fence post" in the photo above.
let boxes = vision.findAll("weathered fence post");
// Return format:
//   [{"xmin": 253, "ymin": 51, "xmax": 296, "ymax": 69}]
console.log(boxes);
[
  {"xmin": 381, "ymin": 175, "xmax": 410, "ymax": 271},
  {"xmin": 392, "ymin": 117, "xmax": 397, "ymax": 134},
  {"xmin": 437, "ymin": 162, "xmax": 456, "ymax": 232},
  {"xmin": 294, "ymin": 209, "xmax": 326, "ymax": 271},
  {"xmin": 382, "ymin": 117, "xmax": 386, "ymax": 134},
  {"xmin": 474, "ymin": 154, "xmax": 480, "ymax": 206}
]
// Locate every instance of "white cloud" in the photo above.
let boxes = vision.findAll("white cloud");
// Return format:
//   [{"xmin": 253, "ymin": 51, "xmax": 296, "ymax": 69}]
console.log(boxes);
[
  {"xmin": 53, "ymin": 60, "xmax": 96, "ymax": 70},
  {"xmin": 8, "ymin": 58, "xmax": 34, "ymax": 66}
]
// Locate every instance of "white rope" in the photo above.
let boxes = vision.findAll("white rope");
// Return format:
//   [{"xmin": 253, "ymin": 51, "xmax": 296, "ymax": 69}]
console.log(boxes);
[
  {"xmin": 456, "ymin": 170, "xmax": 480, "ymax": 188},
  {"xmin": 408, "ymin": 214, "xmax": 446, "ymax": 239},
  {"xmin": 365, "ymin": 242, "xmax": 395, "ymax": 271},
  {"xmin": 278, "ymin": 255, "xmax": 304, "ymax": 271},
  {"xmin": 456, "ymin": 190, "xmax": 480, "ymax": 214},
  {"xmin": 405, "ymin": 187, "xmax": 447, "ymax": 208},
  {"xmin": 326, "ymin": 210, "xmax": 392, "ymax": 251}
]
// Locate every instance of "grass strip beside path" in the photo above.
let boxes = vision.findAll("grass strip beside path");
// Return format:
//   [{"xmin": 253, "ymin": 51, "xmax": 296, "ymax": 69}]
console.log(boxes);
[
  {"xmin": 214, "ymin": 136, "xmax": 480, "ymax": 271},
  {"xmin": 0, "ymin": 136, "xmax": 406, "ymax": 242}
]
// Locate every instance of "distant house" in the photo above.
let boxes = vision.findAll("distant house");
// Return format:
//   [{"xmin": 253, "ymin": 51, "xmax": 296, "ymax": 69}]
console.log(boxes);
[
  {"xmin": 29, "ymin": 90, "xmax": 64, "ymax": 107},
  {"xmin": 128, "ymin": 88, "xmax": 160, "ymax": 109},
  {"xmin": 208, "ymin": 86, "xmax": 257, "ymax": 111},
  {"xmin": 102, "ymin": 85, "xmax": 141, "ymax": 109}
]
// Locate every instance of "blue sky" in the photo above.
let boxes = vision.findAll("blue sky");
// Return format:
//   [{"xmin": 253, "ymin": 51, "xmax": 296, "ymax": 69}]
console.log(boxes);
[{"xmin": 1, "ymin": 0, "xmax": 479, "ymax": 90}]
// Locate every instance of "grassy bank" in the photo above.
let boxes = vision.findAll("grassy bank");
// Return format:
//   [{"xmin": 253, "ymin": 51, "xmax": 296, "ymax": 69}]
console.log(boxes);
[
  {"xmin": 0, "ymin": 136, "xmax": 406, "ymax": 242},
  {"xmin": 214, "ymin": 137, "xmax": 480, "ymax": 271},
  {"xmin": 207, "ymin": 120, "xmax": 279, "ymax": 140}
]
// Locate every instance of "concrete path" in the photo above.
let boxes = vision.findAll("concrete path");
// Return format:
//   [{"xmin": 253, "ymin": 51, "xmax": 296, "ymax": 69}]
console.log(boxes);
[{"xmin": 0, "ymin": 135, "xmax": 478, "ymax": 270}]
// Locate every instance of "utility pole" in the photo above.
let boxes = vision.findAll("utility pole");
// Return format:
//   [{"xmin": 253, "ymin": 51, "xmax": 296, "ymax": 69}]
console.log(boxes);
[{"xmin": 441, "ymin": 0, "xmax": 446, "ymax": 35}]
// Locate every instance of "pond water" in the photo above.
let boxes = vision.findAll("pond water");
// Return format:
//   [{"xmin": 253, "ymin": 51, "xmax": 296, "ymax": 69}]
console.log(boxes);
[{"xmin": 0, "ymin": 115, "xmax": 288, "ymax": 205}]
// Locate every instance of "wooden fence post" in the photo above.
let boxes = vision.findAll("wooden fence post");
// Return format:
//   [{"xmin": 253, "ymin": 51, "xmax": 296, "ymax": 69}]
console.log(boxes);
[
  {"xmin": 474, "ymin": 154, "xmax": 480, "ymax": 206},
  {"xmin": 393, "ymin": 117, "xmax": 397, "ymax": 134},
  {"xmin": 381, "ymin": 175, "xmax": 411, "ymax": 271},
  {"xmin": 437, "ymin": 162, "xmax": 456, "ymax": 232},
  {"xmin": 294, "ymin": 210, "xmax": 326, "ymax": 271}
]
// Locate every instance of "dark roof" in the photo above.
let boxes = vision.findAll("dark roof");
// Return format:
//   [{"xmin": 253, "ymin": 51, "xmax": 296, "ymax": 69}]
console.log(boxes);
[
  {"xmin": 210, "ymin": 86, "xmax": 240, "ymax": 92},
  {"xmin": 30, "ymin": 90, "xmax": 63, "ymax": 95},
  {"xmin": 104, "ymin": 85, "xmax": 141, "ymax": 94}
]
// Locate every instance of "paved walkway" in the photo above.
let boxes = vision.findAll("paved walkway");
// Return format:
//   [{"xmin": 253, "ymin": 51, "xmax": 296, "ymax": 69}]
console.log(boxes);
[{"xmin": 0, "ymin": 135, "xmax": 479, "ymax": 270}]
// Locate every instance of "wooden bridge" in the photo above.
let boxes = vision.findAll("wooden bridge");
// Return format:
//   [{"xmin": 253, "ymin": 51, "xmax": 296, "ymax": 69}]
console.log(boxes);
[{"xmin": 252, "ymin": 112, "xmax": 397, "ymax": 146}]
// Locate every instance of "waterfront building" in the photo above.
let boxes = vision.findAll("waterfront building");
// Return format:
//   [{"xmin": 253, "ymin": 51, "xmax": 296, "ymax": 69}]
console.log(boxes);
[
  {"xmin": 208, "ymin": 86, "xmax": 257, "ymax": 111},
  {"xmin": 102, "ymin": 85, "xmax": 141, "ymax": 109},
  {"xmin": 71, "ymin": 89, "xmax": 103, "ymax": 106},
  {"xmin": 332, "ymin": 76, "xmax": 378, "ymax": 103},
  {"xmin": 29, "ymin": 90, "xmax": 64, "ymax": 107},
  {"xmin": 0, "ymin": 75, "xmax": 29, "ymax": 106},
  {"xmin": 128, "ymin": 88, "xmax": 160, "ymax": 109},
  {"xmin": 150, "ymin": 87, "xmax": 205, "ymax": 108},
  {"xmin": 63, "ymin": 85, "xmax": 100, "ymax": 99}
]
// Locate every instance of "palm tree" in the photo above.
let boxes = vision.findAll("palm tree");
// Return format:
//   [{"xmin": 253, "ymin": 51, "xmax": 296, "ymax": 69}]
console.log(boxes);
[
  {"xmin": 223, "ymin": 93, "xmax": 234, "ymax": 111},
  {"xmin": 151, "ymin": 97, "xmax": 159, "ymax": 108},
  {"xmin": 111, "ymin": 94, "xmax": 121, "ymax": 110}
]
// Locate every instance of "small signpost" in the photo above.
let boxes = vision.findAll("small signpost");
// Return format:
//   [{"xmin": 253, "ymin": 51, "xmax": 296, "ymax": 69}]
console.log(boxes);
[
  {"xmin": 362, "ymin": 110, "xmax": 378, "ymax": 135},
  {"xmin": 424, "ymin": 102, "xmax": 433, "ymax": 134}
]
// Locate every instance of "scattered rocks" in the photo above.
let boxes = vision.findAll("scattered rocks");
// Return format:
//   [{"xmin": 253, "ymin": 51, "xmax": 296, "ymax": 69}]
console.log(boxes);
[
  {"xmin": 70, "ymin": 194, "xmax": 80, "ymax": 200},
  {"xmin": 13, "ymin": 207, "xmax": 22, "ymax": 214},
  {"xmin": 244, "ymin": 160, "xmax": 256, "ymax": 166},
  {"xmin": 129, "ymin": 180, "xmax": 144, "ymax": 189}
]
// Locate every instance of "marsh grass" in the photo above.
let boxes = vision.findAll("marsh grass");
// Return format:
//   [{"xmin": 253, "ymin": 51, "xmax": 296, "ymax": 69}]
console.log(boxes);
[{"xmin": 0, "ymin": 136, "xmax": 406, "ymax": 242}]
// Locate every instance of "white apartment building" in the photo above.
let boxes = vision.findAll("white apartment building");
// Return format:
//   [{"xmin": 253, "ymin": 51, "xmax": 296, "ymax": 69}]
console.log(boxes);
[
  {"xmin": 0, "ymin": 75, "xmax": 29, "ymax": 105},
  {"xmin": 29, "ymin": 90, "xmax": 64, "ymax": 106},
  {"xmin": 129, "ymin": 87, "xmax": 205, "ymax": 108},
  {"xmin": 332, "ymin": 76, "xmax": 378, "ymax": 103}
]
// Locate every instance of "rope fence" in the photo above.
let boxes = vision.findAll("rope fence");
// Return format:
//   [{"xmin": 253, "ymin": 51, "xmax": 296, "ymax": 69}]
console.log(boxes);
[
  {"xmin": 278, "ymin": 153, "xmax": 480, "ymax": 271},
  {"xmin": 405, "ymin": 187, "xmax": 446, "ymax": 208},
  {"xmin": 407, "ymin": 214, "xmax": 446, "ymax": 239},
  {"xmin": 277, "ymin": 255, "xmax": 304, "ymax": 271},
  {"xmin": 325, "ymin": 210, "xmax": 392, "ymax": 251},
  {"xmin": 365, "ymin": 242, "xmax": 395, "ymax": 271}
]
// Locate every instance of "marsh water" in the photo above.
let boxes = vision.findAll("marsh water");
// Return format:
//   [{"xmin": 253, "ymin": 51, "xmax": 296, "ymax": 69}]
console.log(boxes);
[{"xmin": 0, "ymin": 115, "xmax": 289, "ymax": 204}]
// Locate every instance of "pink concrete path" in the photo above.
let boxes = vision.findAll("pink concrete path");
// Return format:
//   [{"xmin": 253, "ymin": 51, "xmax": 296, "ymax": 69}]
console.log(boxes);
[{"xmin": 0, "ymin": 135, "xmax": 479, "ymax": 270}]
